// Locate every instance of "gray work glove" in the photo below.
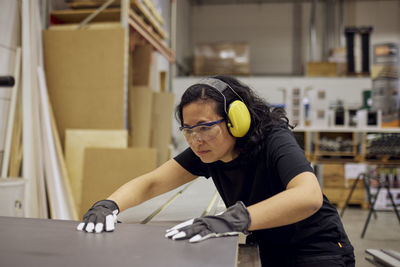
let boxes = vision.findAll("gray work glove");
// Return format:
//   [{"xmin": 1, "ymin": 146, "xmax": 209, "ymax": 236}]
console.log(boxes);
[
  {"xmin": 77, "ymin": 199, "xmax": 119, "ymax": 233},
  {"xmin": 165, "ymin": 201, "xmax": 251, "ymax": 243}
]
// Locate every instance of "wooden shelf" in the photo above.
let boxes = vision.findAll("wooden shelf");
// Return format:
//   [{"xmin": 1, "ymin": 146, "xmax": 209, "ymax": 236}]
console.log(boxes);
[
  {"xmin": 294, "ymin": 126, "xmax": 400, "ymax": 133},
  {"xmin": 50, "ymin": 5, "xmax": 174, "ymax": 63},
  {"xmin": 294, "ymin": 128, "xmax": 400, "ymax": 164}
]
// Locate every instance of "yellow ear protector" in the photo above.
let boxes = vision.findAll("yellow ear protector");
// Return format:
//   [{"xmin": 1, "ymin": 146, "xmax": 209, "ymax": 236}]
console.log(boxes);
[{"xmin": 198, "ymin": 78, "xmax": 251, "ymax": 137}]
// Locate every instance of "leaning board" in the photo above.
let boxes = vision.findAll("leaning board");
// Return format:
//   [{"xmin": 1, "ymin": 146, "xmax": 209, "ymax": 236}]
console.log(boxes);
[
  {"xmin": 80, "ymin": 147, "xmax": 157, "ymax": 218},
  {"xmin": 0, "ymin": 216, "xmax": 238, "ymax": 267},
  {"xmin": 64, "ymin": 129, "xmax": 128, "ymax": 211}
]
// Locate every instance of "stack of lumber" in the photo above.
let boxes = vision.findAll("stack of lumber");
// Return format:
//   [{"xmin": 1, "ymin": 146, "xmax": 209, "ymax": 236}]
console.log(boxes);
[
  {"xmin": 43, "ymin": 1, "xmax": 175, "ymax": 219},
  {"xmin": 57, "ymin": 0, "xmax": 167, "ymax": 41},
  {"xmin": 0, "ymin": 0, "xmax": 77, "ymax": 220},
  {"xmin": 1, "ymin": 0, "xmax": 175, "ymax": 221}
]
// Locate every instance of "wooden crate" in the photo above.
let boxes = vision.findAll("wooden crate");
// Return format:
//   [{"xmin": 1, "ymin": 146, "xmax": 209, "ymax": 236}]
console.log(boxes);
[
  {"xmin": 323, "ymin": 187, "xmax": 368, "ymax": 209},
  {"xmin": 322, "ymin": 164, "xmax": 345, "ymax": 187}
]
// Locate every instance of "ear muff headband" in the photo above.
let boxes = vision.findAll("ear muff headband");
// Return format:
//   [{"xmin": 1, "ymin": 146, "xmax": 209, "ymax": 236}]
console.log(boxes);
[{"xmin": 198, "ymin": 78, "xmax": 251, "ymax": 137}]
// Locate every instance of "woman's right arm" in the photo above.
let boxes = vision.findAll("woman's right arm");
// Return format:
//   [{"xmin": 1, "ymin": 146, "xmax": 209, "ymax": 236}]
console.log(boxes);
[{"xmin": 107, "ymin": 158, "xmax": 198, "ymax": 212}]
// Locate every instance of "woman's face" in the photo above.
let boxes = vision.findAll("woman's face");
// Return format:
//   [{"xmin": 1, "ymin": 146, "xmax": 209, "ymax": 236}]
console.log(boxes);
[{"xmin": 181, "ymin": 100, "xmax": 239, "ymax": 163}]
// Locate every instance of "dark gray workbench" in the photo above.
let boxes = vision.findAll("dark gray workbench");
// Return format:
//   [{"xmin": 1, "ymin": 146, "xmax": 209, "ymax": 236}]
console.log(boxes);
[{"xmin": 0, "ymin": 216, "xmax": 238, "ymax": 267}]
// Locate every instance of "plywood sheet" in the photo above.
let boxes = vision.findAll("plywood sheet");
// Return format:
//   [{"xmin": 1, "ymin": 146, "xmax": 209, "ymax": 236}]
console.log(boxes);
[
  {"xmin": 0, "ymin": 216, "xmax": 238, "ymax": 267},
  {"xmin": 131, "ymin": 44, "xmax": 153, "ymax": 86},
  {"xmin": 43, "ymin": 27, "xmax": 125, "ymax": 145},
  {"xmin": 64, "ymin": 129, "xmax": 127, "ymax": 211},
  {"xmin": 128, "ymin": 85, "xmax": 153, "ymax": 147},
  {"xmin": 80, "ymin": 147, "xmax": 156, "ymax": 218},
  {"xmin": 151, "ymin": 92, "xmax": 175, "ymax": 166}
]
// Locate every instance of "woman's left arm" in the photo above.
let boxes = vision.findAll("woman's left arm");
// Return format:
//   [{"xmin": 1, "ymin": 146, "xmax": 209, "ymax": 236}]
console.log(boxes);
[{"xmin": 247, "ymin": 171, "xmax": 323, "ymax": 231}]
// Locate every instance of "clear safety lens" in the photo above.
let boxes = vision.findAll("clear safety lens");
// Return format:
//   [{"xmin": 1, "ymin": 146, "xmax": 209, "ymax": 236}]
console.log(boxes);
[{"xmin": 182, "ymin": 123, "xmax": 222, "ymax": 143}]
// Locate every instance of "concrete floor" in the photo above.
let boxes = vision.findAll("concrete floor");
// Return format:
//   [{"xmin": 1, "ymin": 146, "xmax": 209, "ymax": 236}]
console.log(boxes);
[
  {"xmin": 117, "ymin": 177, "xmax": 400, "ymax": 267},
  {"xmin": 341, "ymin": 207, "xmax": 400, "ymax": 266}
]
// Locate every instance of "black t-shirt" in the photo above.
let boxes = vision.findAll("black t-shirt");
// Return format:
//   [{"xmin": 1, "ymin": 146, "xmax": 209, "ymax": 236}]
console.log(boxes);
[{"xmin": 174, "ymin": 126, "xmax": 354, "ymax": 260}]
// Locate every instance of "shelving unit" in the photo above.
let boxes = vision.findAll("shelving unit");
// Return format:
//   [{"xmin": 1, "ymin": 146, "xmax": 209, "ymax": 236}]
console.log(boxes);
[
  {"xmin": 293, "ymin": 127, "xmax": 400, "ymax": 208},
  {"xmin": 294, "ymin": 127, "xmax": 400, "ymax": 163},
  {"xmin": 50, "ymin": 4, "xmax": 174, "ymax": 63}
]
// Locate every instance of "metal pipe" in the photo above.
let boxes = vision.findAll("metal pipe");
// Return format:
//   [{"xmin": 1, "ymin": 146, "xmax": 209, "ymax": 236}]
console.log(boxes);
[
  {"xmin": 201, "ymin": 191, "xmax": 219, "ymax": 217},
  {"xmin": 309, "ymin": 0, "xmax": 317, "ymax": 61},
  {"xmin": 339, "ymin": 0, "xmax": 345, "ymax": 47},
  {"xmin": 140, "ymin": 181, "xmax": 196, "ymax": 224}
]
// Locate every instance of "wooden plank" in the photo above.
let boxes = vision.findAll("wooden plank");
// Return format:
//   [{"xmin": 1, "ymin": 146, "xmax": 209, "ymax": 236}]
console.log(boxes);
[
  {"xmin": 37, "ymin": 66, "xmax": 75, "ymax": 220},
  {"xmin": 62, "ymin": 1, "xmax": 167, "ymax": 39},
  {"xmin": 31, "ymin": 0, "xmax": 49, "ymax": 219},
  {"xmin": 22, "ymin": 0, "xmax": 45, "ymax": 218},
  {"xmin": 366, "ymin": 249, "xmax": 400, "ymax": 267},
  {"xmin": 142, "ymin": 0, "xmax": 164, "ymax": 25},
  {"xmin": 51, "ymin": 8, "xmax": 121, "ymax": 23},
  {"xmin": 8, "ymin": 91, "xmax": 22, "ymax": 177},
  {"xmin": 131, "ymin": 0, "xmax": 167, "ymax": 40},
  {"xmin": 49, "ymin": 8, "xmax": 173, "ymax": 62},
  {"xmin": 151, "ymin": 92, "xmax": 175, "ymax": 166},
  {"xmin": 80, "ymin": 147, "xmax": 156, "ymax": 218},
  {"xmin": 1, "ymin": 48, "xmax": 20, "ymax": 178},
  {"xmin": 64, "ymin": 129, "xmax": 128, "ymax": 211},
  {"xmin": 129, "ymin": 86, "xmax": 153, "ymax": 147},
  {"xmin": 131, "ymin": 43, "xmax": 153, "ymax": 86},
  {"xmin": 128, "ymin": 9, "xmax": 174, "ymax": 63},
  {"xmin": 43, "ymin": 27, "xmax": 126, "ymax": 146},
  {"xmin": 48, "ymin": 96, "xmax": 78, "ymax": 220},
  {"xmin": 49, "ymin": 22, "xmax": 121, "ymax": 30}
]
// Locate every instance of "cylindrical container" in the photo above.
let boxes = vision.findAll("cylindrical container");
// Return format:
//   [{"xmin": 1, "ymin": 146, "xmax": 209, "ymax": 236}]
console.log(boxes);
[{"xmin": 0, "ymin": 178, "xmax": 26, "ymax": 217}]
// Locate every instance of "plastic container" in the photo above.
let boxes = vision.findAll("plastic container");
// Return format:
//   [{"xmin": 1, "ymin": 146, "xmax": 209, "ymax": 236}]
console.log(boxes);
[{"xmin": 0, "ymin": 178, "xmax": 25, "ymax": 217}]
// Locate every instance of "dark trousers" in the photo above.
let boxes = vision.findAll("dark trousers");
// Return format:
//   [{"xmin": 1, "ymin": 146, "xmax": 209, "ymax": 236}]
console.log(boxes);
[{"xmin": 259, "ymin": 249, "xmax": 355, "ymax": 267}]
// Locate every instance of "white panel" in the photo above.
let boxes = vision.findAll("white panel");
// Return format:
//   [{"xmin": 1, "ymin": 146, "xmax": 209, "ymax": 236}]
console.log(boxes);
[
  {"xmin": 0, "ymin": 1, "xmax": 20, "ymax": 49},
  {"xmin": 0, "ymin": 89, "xmax": 11, "ymax": 151},
  {"xmin": 0, "ymin": 1, "xmax": 19, "ymax": 75},
  {"xmin": 0, "ymin": 48, "xmax": 15, "ymax": 75}
]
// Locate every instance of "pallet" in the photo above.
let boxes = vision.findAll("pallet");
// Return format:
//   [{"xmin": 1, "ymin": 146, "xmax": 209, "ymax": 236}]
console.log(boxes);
[
  {"xmin": 363, "ymin": 154, "xmax": 400, "ymax": 164},
  {"xmin": 323, "ymin": 187, "xmax": 369, "ymax": 209},
  {"xmin": 330, "ymin": 200, "xmax": 369, "ymax": 210}
]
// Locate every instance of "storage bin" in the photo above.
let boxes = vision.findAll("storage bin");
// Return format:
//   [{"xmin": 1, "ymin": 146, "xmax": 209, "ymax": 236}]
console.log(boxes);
[{"xmin": 0, "ymin": 178, "xmax": 25, "ymax": 217}]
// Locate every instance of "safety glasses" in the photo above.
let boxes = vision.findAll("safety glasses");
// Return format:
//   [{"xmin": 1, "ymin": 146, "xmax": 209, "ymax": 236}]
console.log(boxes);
[{"xmin": 179, "ymin": 119, "xmax": 224, "ymax": 143}]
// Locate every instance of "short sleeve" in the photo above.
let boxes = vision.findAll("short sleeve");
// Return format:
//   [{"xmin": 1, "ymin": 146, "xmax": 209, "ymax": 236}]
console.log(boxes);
[
  {"xmin": 174, "ymin": 147, "xmax": 211, "ymax": 178},
  {"xmin": 267, "ymin": 128, "xmax": 314, "ymax": 187}
]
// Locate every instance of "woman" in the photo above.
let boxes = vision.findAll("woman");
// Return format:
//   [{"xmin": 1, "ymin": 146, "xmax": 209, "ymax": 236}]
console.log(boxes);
[{"xmin": 78, "ymin": 76, "xmax": 355, "ymax": 266}]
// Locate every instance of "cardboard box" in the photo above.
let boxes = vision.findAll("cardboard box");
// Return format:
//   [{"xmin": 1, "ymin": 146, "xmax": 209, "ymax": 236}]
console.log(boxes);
[
  {"xmin": 373, "ymin": 43, "xmax": 399, "ymax": 66},
  {"xmin": 306, "ymin": 61, "xmax": 346, "ymax": 77},
  {"xmin": 193, "ymin": 42, "xmax": 250, "ymax": 76},
  {"xmin": 80, "ymin": 147, "xmax": 157, "ymax": 218},
  {"xmin": 43, "ymin": 27, "xmax": 125, "ymax": 145},
  {"xmin": 322, "ymin": 164, "xmax": 345, "ymax": 188}
]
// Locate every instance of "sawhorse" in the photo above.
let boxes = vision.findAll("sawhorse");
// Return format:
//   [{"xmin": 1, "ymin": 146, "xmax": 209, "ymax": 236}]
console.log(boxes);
[{"xmin": 340, "ymin": 167, "xmax": 400, "ymax": 238}]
